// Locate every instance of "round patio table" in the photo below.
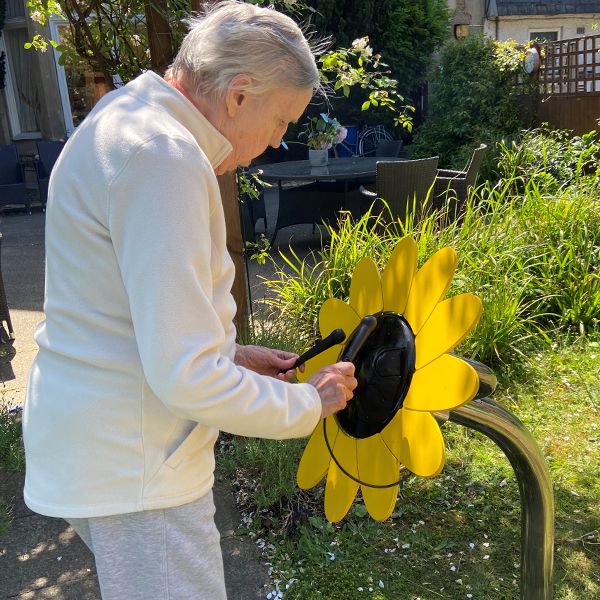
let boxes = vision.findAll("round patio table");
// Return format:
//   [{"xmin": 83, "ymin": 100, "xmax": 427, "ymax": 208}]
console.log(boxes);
[
  {"xmin": 251, "ymin": 157, "xmax": 404, "ymax": 244},
  {"xmin": 252, "ymin": 156, "xmax": 400, "ymax": 183}
]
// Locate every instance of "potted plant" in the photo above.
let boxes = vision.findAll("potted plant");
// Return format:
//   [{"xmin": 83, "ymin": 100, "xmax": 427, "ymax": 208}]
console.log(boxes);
[{"xmin": 299, "ymin": 113, "xmax": 347, "ymax": 166}]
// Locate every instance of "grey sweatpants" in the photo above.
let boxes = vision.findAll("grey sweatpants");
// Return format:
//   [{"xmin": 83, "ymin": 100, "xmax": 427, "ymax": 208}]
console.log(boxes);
[{"xmin": 67, "ymin": 491, "xmax": 227, "ymax": 600}]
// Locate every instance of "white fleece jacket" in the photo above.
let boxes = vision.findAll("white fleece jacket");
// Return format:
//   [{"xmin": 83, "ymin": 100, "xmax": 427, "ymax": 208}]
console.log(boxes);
[{"xmin": 23, "ymin": 71, "xmax": 321, "ymax": 518}]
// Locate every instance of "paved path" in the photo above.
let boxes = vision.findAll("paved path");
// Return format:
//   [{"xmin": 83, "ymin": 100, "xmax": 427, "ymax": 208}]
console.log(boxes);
[{"xmin": 0, "ymin": 210, "xmax": 273, "ymax": 600}]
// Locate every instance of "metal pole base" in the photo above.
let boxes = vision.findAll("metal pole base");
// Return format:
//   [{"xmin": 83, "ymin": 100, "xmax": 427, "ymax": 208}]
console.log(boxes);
[{"xmin": 448, "ymin": 397, "xmax": 554, "ymax": 600}]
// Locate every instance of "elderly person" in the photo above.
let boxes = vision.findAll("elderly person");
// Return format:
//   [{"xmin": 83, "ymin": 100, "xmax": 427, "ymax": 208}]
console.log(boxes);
[{"xmin": 23, "ymin": 2, "xmax": 356, "ymax": 599}]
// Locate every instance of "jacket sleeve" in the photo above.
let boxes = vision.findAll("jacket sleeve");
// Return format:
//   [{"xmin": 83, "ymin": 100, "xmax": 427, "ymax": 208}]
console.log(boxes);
[{"xmin": 107, "ymin": 135, "xmax": 321, "ymax": 439}]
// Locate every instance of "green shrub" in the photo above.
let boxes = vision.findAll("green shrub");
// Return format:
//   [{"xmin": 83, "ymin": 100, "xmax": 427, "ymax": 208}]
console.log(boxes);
[
  {"xmin": 495, "ymin": 126, "xmax": 600, "ymax": 193},
  {"xmin": 306, "ymin": 0, "xmax": 450, "ymax": 97},
  {"xmin": 408, "ymin": 35, "xmax": 525, "ymax": 168}
]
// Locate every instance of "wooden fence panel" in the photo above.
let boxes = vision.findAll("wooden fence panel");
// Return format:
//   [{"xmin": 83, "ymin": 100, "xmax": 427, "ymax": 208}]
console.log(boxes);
[
  {"xmin": 536, "ymin": 95, "xmax": 600, "ymax": 135},
  {"xmin": 539, "ymin": 34, "xmax": 600, "ymax": 95},
  {"xmin": 522, "ymin": 34, "xmax": 600, "ymax": 134}
]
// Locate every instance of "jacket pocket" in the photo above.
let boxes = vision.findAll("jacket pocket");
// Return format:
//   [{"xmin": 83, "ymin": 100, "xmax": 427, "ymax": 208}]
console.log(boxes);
[{"xmin": 164, "ymin": 424, "xmax": 218, "ymax": 471}]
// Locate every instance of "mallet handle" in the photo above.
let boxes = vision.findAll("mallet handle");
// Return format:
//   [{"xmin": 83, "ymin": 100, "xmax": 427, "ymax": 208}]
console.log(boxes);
[
  {"xmin": 292, "ymin": 328, "xmax": 346, "ymax": 370},
  {"xmin": 340, "ymin": 315, "xmax": 377, "ymax": 362}
]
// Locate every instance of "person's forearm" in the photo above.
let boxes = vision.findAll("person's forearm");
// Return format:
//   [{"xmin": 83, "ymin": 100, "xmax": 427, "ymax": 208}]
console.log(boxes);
[{"xmin": 234, "ymin": 343, "xmax": 249, "ymax": 368}]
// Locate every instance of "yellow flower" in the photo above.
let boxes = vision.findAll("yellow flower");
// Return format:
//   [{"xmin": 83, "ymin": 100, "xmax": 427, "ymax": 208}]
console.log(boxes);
[{"xmin": 296, "ymin": 238, "xmax": 482, "ymax": 522}]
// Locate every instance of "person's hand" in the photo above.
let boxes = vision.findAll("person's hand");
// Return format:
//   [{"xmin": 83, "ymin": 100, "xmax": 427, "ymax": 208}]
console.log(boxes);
[
  {"xmin": 307, "ymin": 362, "xmax": 357, "ymax": 419},
  {"xmin": 234, "ymin": 344, "xmax": 303, "ymax": 381}
]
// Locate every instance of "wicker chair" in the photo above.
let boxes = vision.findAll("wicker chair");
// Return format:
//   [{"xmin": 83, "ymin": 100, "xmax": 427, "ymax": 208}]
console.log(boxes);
[
  {"xmin": 0, "ymin": 145, "xmax": 30, "ymax": 214},
  {"xmin": 35, "ymin": 140, "xmax": 65, "ymax": 210},
  {"xmin": 360, "ymin": 157, "xmax": 439, "ymax": 223},
  {"xmin": 375, "ymin": 139, "xmax": 404, "ymax": 158},
  {"xmin": 432, "ymin": 143, "xmax": 487, "ymax": 217},
  {"xmin": 270, "ymin": 181, "xmax": 345, "ymax": 245}
]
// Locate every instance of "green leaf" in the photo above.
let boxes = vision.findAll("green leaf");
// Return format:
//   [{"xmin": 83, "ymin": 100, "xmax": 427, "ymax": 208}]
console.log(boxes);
[{"xmin": 361, "ymin": 100, "xmax": 371, "ymax": 111}]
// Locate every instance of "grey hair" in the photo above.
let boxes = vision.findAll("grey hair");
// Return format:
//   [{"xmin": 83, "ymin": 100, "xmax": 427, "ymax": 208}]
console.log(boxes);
[{"xmin": 165, "ymin": 1, "xmax": 326, "ymax": 100}]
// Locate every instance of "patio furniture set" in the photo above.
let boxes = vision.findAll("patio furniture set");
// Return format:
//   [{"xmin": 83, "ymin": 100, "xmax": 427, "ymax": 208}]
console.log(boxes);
[{"xmin": 247, "ymin": 142, "xmax": 487, "ymax": 245}]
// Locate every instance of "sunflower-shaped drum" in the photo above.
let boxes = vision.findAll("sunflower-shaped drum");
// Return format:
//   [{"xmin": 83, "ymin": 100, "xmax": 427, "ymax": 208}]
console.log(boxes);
[{"xmin": 296, "ymin": 238, "xmax": 483, "ymax": 522}]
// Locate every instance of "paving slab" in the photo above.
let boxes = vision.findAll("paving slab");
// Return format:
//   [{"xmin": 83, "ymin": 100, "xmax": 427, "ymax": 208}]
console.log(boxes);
[{"xmin": 0, "ymin": 472, "xmax": 266, "ymax": 600}]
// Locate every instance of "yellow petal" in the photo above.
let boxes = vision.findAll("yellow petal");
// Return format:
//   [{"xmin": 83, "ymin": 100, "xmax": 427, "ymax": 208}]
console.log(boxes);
[
  {"xmin": 404, "ymin": 247, "xmax": 457, "ymax": 335},
  {"xmin": 325, "ymin": 460, "xmax": 359, "ymax": 523},
  {"xmin": 349, "ymin": 257, "xmax": 383, "ymax": 317},
  {"xmin": 297, "ymin": 418, "xmax": 339, "ymax": 489},
  {"xmin": 357, "ymin": 435, "xmax": 400, "ymax": 521},
  {"xmin": 329, "ymin": 427, "xmax": 360, "ymax": 479},
  {"xmin": 319, "ymin": 297, "xmax": 361, "ymax": 340},
  {"xmin": 397, "ymin": 409, "xmax": 445, "ymax": 477},
  {"xmin": 381, "ymin": 237, "xmax": 418, "ymax": 314},
  {"xmin": 297, "ymin": 345, "xmax": 341, "ymax": 382},
  {"xmin": 380, "ymin": 410, "xmax": 403, "ymax": 461},
  {"xmin": 403, "ymin": 354, "xmax": 479, "ymax": 411},
  {"xmin": 415, "ymin": 294, "xmax": 483, "ymax": 370}
]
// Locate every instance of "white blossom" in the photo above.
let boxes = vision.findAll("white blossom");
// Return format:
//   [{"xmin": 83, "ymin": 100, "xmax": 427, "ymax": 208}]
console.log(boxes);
[{"xmin": 30, "ymin": 10, "xmax": 44, "ymax": 24}]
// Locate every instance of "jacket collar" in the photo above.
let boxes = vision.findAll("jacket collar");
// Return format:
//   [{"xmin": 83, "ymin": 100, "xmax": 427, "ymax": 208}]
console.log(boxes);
[{"xmin": 127, "ymin": 71, "xmax": 233, "ymax": 170}]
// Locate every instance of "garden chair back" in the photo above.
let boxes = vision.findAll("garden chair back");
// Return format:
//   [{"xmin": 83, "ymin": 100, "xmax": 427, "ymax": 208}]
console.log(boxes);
[
  {"xmin": 372, "ymin": 157, "xmax": 439, "ymax": 222},
  {"xmin": 35, "ymin": 140, "xmax": 65, "ymax": 210},
  {"xmin": 0, "ymin": 145, "xmax": 30, "ymax": 214},
  {"xmin": 433, "ymin": 143, "xmax": 487, "ymax": 217},
  {"xmin": 375, "ymin": 139, "xmax": 403, "ymax": 157}
]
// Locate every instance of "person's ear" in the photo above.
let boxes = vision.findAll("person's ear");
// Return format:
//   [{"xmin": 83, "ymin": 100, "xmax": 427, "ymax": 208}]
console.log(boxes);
[{"xmin": 225, "ymin": 74, "xmax": 253, "ymax": 118}]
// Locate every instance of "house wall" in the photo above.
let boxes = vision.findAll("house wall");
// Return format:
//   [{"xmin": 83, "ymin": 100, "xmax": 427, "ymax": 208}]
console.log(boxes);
[
  {"xmin": 484, "ymin": 14, "xmax": 600, "ymax": 42},
  {"xmin": 25, "ymin": 19, "xmax": 66, "ymax": 141},
  {"xmin": 449, "ymin": 1, "xmax": 599, "ymax": 42}
]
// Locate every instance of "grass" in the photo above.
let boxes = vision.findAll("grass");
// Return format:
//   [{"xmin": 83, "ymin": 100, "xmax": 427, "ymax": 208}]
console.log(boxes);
[
  {"xmin": 0, "ymin": 405, "xmax": 25, "ymax": 539},
  {"xmin": 0, "ymin": 405, "xmax": 25, "ymax": 474},
  {"xmin": 217, "ymin": 339, "xmax": 600, "ymax": 599}
]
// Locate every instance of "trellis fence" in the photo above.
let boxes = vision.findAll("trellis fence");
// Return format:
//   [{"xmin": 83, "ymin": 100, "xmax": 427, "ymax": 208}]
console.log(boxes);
[{"xmin": 528, "ymin": 33, "xmax": 600, "ymax": 134}]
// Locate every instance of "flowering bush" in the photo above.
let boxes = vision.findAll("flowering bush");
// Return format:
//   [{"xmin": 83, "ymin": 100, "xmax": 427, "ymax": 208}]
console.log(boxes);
[{"xmin": 299, "ymin": 113, "xmax": 347, "ymax": 150}]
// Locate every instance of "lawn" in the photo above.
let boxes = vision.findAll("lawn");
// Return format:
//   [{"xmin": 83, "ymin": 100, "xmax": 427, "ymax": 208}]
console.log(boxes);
[{"xmin": 217, "ymin": 338, "xmax": 599, "ymax": 600}]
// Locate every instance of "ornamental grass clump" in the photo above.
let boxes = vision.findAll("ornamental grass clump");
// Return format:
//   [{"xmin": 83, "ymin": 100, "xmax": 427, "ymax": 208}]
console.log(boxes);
[
  {"xmin": 260, "ymin": 172, "xmax": 600, "ymax": 368},
  {"xmin": 495, "ymin": 126, "xmax": 600, "ymax": 194}
]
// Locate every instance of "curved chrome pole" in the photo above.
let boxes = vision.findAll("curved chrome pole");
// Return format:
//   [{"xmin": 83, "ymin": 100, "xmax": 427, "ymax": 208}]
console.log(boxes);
[{"xmin": 448, "ymin": 397, "xmax": 554, "ymax": 600}]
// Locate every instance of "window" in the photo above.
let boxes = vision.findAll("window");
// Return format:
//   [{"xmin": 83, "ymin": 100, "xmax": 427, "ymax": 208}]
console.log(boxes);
[
  {"xmin": 2, "ymin": 26, "xmax": 42, "ymax": 136},
  {"xmin": 49, "ymin": 20, "xmax": 96, "ymax": 134},
  {"xmin": 529, "ymin": 31, "xmax": 559, "ymax": 43}
]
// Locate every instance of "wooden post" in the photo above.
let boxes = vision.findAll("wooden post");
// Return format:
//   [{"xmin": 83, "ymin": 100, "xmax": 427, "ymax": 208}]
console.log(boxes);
[
  {"xmin": 144, "ymin": 0, "xmax": 174, "ymax": 74},
  {"xmin": 217, "ymin": 171, "xmax": 250, "ymax": 338}
]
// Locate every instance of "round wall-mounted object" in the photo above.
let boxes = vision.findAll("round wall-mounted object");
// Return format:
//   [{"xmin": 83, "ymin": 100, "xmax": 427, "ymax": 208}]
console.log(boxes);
[{"xmin": 524, "ymin": 47, "xmax": 540, "ymax": 75}]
